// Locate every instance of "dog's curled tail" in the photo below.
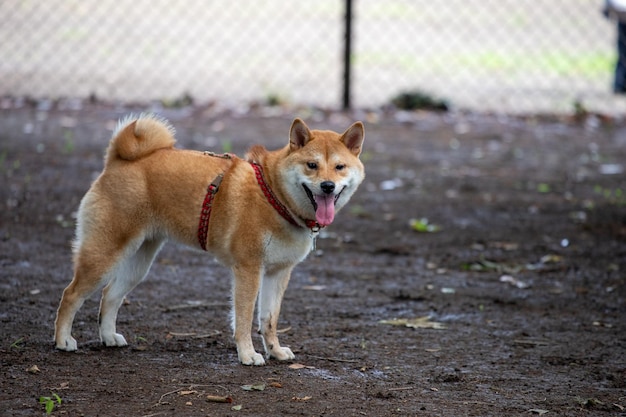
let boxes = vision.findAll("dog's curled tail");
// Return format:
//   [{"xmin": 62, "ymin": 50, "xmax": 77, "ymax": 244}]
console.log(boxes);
[{"xmin": 106, "ymin": 114, "xmax": 176, "ymax": 163}]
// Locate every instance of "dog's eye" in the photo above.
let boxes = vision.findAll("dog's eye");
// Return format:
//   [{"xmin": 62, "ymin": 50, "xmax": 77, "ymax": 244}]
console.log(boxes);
[
  {"xmin": 336, "ymin": 164, "xmax": 345, "ymax": 171},
  {"xmin": 307, "ymin": 162, "xmax": 318, "ymax": 170}
]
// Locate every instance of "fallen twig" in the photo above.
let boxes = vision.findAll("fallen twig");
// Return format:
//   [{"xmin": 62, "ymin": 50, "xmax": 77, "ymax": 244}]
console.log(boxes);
[
  {"xmin": 513, "ymin": 338, "xmax": 550, "ymax": 347},
  {"xmin": 164, "ymin": 301, "xmax": 229, "ymax": 312},
  {"xmin": 182, "ymin": 384, "xmax": 228, "ymax": 391},
  {"xmin": 306, "ymin": 354, "xmax": 360, "ymax": 363},
  {"xmin": 452, "ymin": 400, "xmax": 496, "ymax": 406},
  {"xmin": 167, "ymin": 330, "xmax": 222, "ymax": 339},
  {"xmin": 156, "ymin": 388, "xmax": 184, "ymax": 405},
  {"xmin": 387, "ymin": 386, "xmax": 419, "ymax": 392},
  {"xmin": 154, "ymin": 384, "xmax": 230, "ymax": 408}
]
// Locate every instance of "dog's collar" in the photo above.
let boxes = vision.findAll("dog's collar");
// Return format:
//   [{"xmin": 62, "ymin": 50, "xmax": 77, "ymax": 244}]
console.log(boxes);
[{"xmin": 249, "ymin": 161, "xmax": 322, "ymax": 233}]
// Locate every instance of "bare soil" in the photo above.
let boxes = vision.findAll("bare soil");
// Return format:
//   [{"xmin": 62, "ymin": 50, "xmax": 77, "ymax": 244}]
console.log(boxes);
[{"xmin": 1, "ymin": 104, "xmax": 625, "ymax": 416}]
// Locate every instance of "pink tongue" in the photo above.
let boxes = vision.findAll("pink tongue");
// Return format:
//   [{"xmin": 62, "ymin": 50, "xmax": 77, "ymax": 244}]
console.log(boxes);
[{"xmin": 314, "ymin": 195, "xmax": 335, "ymax": 226}]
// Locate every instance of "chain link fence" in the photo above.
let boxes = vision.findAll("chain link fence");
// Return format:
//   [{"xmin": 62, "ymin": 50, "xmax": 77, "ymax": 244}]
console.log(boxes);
[{"xmin": 1, "ymin": 0, "xmax": 624, "ymax": 114}]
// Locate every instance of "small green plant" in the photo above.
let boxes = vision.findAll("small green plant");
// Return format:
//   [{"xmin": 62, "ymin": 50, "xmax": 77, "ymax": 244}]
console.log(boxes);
[
  {"xmin": 39, "ymin": 393, "xmax": 62, "ymax": 415},
  {"xmin": 594, "ymin": 185, "xmax": 626, "ymax": 205},
  {"xmin": 410, "ymin": 218, "xmax": 441, "ymax": 233},
  {"xmin": 10, "ymin": 337, "xmax": 24, "ymax": 350},
  {"xmin": 573, "ymin": 100, "xmax": 588, "ymax": 117},
  {"xmin": 266, "ymin": 93, "xmax": 284, "ymax": 107},
  {"xmin": 161, "ymin": 92, "xmax": 194, "ymax": 108},
  {"xmin": 391, "ymin": 90, "xmax": 449, "ymax": 111},
  {"xmin": 62, "ymin": 130, "xmax": 75, "ymax": 154},
  {"xmin": 536, "ymin": 183, "xmax": 551, "ymax": 193}
]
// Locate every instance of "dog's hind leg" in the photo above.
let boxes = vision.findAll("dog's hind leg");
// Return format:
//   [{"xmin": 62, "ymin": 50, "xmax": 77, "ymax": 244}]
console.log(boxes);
[
  {"xmin": 98, "ymin": 238, "xmax": 164, "ymax": 347},
  {"xmin": 257, "ymin": 265, "xmax": 295, "ymax": 361},
  {"xmin": 55, "ymin": 242, "xmax": 121, "ymax": 351}
]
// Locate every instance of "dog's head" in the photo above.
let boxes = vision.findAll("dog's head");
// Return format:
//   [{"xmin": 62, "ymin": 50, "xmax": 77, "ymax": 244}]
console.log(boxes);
[{"xmin": 278, "ymin": 118, "xmax": 365, "ymax": 227}]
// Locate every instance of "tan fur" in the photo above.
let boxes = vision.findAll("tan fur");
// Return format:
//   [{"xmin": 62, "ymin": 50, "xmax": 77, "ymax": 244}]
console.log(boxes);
[{"xmin": 54, "ymin": 115, "xmax": 365, "ymax": 365}]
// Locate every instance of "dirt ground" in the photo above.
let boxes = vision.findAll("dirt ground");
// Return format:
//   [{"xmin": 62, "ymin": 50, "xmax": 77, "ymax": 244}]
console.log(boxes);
[{"xmin": 1, "ymin": 103, "xmax": 625, "ymax": 416}]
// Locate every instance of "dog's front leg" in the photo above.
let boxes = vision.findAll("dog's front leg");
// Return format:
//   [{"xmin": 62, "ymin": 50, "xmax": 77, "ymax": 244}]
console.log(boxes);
[
  {"xmin": 258, "ymin": 265, "xmax": 295, "ymax": 361},
  {"xmin": 231, "ymin": 265, "xmax": 265, "ymax": 366}
]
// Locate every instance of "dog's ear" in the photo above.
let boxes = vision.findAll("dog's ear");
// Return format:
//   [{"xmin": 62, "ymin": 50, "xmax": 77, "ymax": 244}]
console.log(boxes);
[
  {"xmin": 289, "ymin": 118, "xmax": 312, "ymax": 150},
  {"xmin": 340, "ymin": 121, "xmax": 365, "ymax": 157}
]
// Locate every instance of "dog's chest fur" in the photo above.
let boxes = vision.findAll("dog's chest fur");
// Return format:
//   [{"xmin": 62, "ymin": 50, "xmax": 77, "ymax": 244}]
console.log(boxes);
[{"xmin": 261, "ymin": 229, "xmax": 315, "ymax": 267}]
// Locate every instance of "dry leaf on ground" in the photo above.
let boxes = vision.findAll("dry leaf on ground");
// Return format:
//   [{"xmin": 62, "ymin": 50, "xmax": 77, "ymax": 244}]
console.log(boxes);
[
  {"xmin": 206, "ymin": 395, "xmax": 233, "ymax": 403},
  {"xmin": 241, "ymin": 383, "xmax": 266, "ymax": 391},
  {"xmin": 379, "ymin": 317, "xmax": 447, "ymax": 330},
  {"xmin": 289, "ymin": 363, "xmax": 315, "ymax": 370},
  {"xmin": 292, "ymin": 396, "xmax": 313, "ymax": 401}
]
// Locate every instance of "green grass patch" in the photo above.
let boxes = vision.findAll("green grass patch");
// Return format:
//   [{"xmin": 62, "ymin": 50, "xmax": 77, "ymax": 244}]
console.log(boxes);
[
  {"xmin": 451, "ymin": 50, "xmax": 613, "ymax": 77},
  {"xmin": 357, "ymin": 49, "xmax": 613, "ymax": 78}
]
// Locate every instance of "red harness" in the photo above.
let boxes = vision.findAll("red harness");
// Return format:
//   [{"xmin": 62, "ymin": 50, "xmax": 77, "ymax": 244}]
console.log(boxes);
[
  {"xmin": 197, "ymin": 157, "xmax": 322, "ymax": 251},
  {"xmin": 197, "ymin": 173, "xmax": 223, "ymax": 251}
]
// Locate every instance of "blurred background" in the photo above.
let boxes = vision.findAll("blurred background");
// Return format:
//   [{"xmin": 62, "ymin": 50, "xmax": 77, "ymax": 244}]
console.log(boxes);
[{"xmin": 1, "ymin": 0, "xmax": 625, "ymax": 115}]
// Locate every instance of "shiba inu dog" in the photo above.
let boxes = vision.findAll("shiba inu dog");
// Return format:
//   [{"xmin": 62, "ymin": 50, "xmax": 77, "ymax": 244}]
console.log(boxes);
[{"xmin": 54, "ymin": 115, "xmax": 365, "ymax": 365}]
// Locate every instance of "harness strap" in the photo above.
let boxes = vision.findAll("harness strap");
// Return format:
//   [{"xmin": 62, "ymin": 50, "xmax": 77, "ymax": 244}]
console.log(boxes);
[
  {"xmin": 197, "ymin": 173, "xmax": 223, "ymax": 251},
  {"xmin": 197, "ymin": 155, "xmax": 323, "ymax": 252},
  {"xmin": 197, "ymin": 152, "xmax": 233, "ymax": 251}
]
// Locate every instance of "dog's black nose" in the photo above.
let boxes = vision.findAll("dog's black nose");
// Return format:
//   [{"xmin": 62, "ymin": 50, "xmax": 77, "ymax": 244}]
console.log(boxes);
[{"xmin": 321, "ymin": 181, "xmax": 335, "ymax": 194}]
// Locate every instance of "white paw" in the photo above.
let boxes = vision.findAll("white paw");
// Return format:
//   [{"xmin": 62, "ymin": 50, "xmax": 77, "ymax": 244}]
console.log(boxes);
[
  {"xmin": 239, "ymin": 351, "xmax": 266, "ymax": 366},
  {"xmin": 101, "ymin": 333, "xmax": 128, "ymax": 347},
  {"xmin": 55, "ymin": 336, "xmax": 78, "ymax": 351},
  {"xmin": 270, "ymin": 346, "xmax": 295, "ymax": 361}
]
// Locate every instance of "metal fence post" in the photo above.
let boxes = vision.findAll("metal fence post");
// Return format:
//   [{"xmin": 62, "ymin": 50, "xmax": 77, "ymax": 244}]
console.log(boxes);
[{"xmin": 342, "ymin": 0, "xmax": 353, "ymax": 110}]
